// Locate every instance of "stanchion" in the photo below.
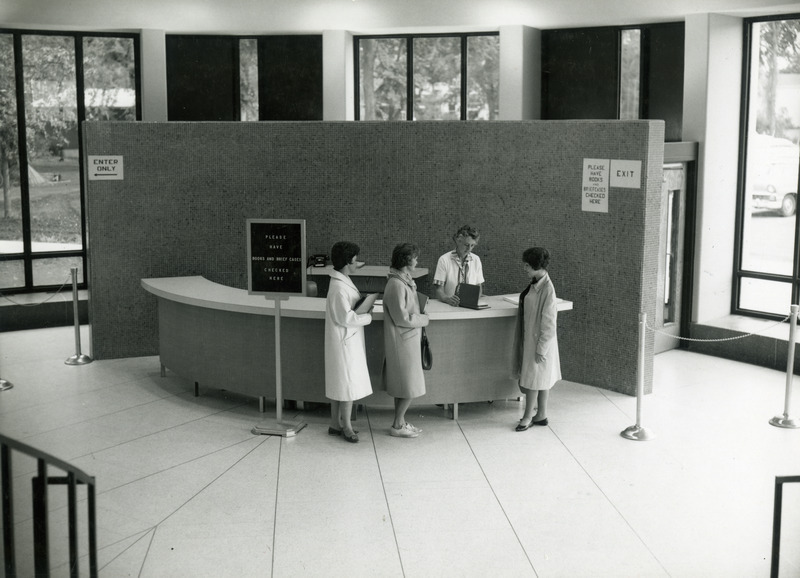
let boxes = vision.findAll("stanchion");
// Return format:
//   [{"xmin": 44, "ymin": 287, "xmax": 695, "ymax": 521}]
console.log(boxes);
[
  {"xmin": 251, "ymin": 297, "xmax": 307, "ymax": 437},
  {"xmin": 769, "ymin": 304, "xmax": 800, "ymax": 429},
  {"xmin": 621, "ymin": 312, "xmax": 656, "ymax": 441},
  {"xmin": 64, "ymin": 267, "xmax": 92, "ymax": 366}
]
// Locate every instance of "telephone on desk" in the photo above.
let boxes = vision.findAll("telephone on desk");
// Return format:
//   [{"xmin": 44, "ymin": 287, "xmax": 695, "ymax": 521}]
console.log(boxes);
[{"xmin": 309, "ymin": 254, "xmax": 329, "ymax": 267}]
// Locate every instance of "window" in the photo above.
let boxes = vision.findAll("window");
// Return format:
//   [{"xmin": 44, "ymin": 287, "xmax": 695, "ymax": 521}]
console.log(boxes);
[
  {"xmin": 0, "ymin": 30, "xmax": 140, "ymax": 293},
  {"xmin": 239, "ymin": 38, "xmax": 259, "ymax": 121},
  {"xmin": 541, "ymin": 23, "xmax": 683, "ymax": 140},
  {"xmin": 619, "ymin": 29, "xmax": 642, "ymax": 120},
  {"xmin": 356, "ymin": 33, "xmax": 499, "ymax": 121},
  {"xmin": 735, "ymin": 16, "xmax": 800, "ymax": 318}
]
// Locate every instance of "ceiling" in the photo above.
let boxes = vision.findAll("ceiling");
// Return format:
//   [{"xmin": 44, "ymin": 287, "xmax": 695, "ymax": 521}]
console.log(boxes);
[{"xmin": 1, "ymin": 0, "xmax": 799, "ymax": 33}]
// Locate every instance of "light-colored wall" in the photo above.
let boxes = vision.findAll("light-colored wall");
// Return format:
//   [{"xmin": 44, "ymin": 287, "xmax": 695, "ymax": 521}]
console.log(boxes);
[
  {"xmin": 322, "ymin": 30, "xmax": 354, "ymax": 121},
  {"xmin": 682, "ymin": 14, "xmax": 743, "ymax": 323},
  {"xmin": 140, "ymin": 29, "xmax": 168, "ymax": 122},
  {"xmin": 7, "ymin": 0, "xmax": 774, "ymax": 32},
  {"xmin": 499, "ymin": 25, "xmax": 541, "ymax": 120}
]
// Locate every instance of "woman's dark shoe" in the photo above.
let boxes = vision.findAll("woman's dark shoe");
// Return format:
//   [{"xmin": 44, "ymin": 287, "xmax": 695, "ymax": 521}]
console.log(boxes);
[
  {"xmin": 531, "ymin": 418, "xmax": 549, "ymax": 426},
  {"xmin": 515, "ymin": 419, "xmax": 533, "ymax": 432},
  {"xmin": 342, "ymin": 431, "xmax": 359, "ymax": 443},
  {"xmin": 328, "ymin": 427, "xmax": 358, "ymax": 436}
]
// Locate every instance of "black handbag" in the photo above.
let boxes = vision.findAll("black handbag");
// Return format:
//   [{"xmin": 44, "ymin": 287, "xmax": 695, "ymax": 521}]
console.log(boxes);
[{"xmin": 421, "ymin": 327, "xmax": 433, "ymax": 370}]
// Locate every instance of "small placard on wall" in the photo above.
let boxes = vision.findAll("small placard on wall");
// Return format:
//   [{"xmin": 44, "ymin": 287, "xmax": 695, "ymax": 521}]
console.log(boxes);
[
  {"xmin": 610, "ymin": 160, "xmax": 642, "ymax": 189},
  {"xmin": 87, "ymin": 155, "xmax": 124, "ymax": 180},
  {"xmin": 582, "ymin": 158, "xmax": 609, "ymax": 213}
]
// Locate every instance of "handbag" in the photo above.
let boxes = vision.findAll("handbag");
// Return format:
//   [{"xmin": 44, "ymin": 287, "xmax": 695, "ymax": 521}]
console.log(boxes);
[{"xmin": 421, "ymin": 327, "xmax": 433, "ymax": 370}]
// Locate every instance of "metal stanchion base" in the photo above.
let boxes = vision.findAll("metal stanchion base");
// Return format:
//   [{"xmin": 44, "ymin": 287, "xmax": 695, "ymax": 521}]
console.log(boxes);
[
  {"xmin": 620, "ymin": 425, "xmax": 656, "ymax": 441},
  {"xmin": 65, "ymin": 354, "xmax": 93, "ymax": 366},
  {"xmin": 0, "ymin": 379, "xmax": 13, "ymax": 391},
  {"xmin": 251, "ymin": 420, "xmax": 307, "ymax": 437},
  {"xmin": 769, "ymin": 415, "xmax": 800, "ymax": 429}
]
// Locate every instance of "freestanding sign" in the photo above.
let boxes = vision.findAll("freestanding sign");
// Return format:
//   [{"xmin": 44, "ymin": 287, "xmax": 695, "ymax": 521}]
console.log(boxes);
[
  {"xmin": 247, "ymin": 219, "xmax": 306, "ymax": 296},
  {"xmin": 246, "ymin": 218, "xmax": 307, "ymax": 437}
]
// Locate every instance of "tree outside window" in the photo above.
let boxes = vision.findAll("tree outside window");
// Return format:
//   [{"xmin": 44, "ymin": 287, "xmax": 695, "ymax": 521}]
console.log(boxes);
[{"xmin": 357, "ymin": 33, "xmax": 498, "ymax": 121}]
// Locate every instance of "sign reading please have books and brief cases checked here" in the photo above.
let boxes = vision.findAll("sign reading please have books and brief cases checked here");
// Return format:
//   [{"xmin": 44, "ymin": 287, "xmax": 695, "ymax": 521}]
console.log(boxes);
[{"xmin": 247, "ymin": 218, "xmax": 307, "ymax": 296}]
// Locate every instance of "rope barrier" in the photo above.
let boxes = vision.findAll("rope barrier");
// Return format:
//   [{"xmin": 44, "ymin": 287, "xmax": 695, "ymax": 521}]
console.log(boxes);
[
  {"xmin": 0, "ymin": 275, "xmax": 72, "ymax": 307},
  {"xmin": 0, "ymin": 276, "xmax": 72, "ymax": 392},
  {"xmin": 644, "ymin": 315, "xmax": 791, "ymax": 342},
  {"xmin": 627, "ymin": 306, "xmax": 800, "ymax": 434}
]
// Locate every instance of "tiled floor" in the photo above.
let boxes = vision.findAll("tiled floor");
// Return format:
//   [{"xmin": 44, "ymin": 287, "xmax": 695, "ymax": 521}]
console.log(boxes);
[{"xmin": 1, "ymin": 326, "xmax": 799, "ymax": 577}]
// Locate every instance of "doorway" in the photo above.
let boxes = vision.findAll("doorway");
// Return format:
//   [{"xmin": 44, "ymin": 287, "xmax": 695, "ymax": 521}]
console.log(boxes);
[{"xmin": 655, "ymin": 162, "xmax": 688, "ymax": 353}]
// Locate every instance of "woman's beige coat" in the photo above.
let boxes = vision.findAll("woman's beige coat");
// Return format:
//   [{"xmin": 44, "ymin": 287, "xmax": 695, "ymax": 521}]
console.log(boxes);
[
  {"xmin": 382, "ymin": 270, "xmax": 429, "ymax": 399},
  {"xmin": 511, "ymin": 272, "xmax": 562, "ymax": 391}
]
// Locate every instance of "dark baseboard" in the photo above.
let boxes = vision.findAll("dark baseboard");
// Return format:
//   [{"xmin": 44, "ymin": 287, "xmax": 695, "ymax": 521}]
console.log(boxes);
[{"xmin": 0, "ymin": 299, "xmax": 89, "ymax": 332}]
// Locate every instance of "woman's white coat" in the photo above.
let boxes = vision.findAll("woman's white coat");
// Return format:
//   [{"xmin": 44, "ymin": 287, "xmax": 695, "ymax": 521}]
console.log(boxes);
[{"xmin": 324, "ymin": 270, "xmax": 373, "ymax": 401}]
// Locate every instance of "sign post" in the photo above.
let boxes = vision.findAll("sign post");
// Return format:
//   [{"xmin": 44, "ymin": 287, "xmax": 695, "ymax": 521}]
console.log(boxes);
[{"xmin": 247, "ymin": 218, "xmax": 308, "ymax": 437}]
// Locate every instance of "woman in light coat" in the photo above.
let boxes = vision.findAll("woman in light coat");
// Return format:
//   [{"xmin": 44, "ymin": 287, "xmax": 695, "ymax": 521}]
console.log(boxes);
[
  {"xmin": 383, "ymin": 243, "xmax": 429, "ymax": 438},
  {"xmin": 325, "ymin": 241, "xmax": 376, "ymax": 443},
  {"xmin": 511, "ymin": 247, "xmax": 562, "ymax": 431}
]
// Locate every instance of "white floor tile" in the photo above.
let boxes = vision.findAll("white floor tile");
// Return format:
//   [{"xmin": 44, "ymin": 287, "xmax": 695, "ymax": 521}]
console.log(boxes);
[{"xmin": 2, "ymin": 327, "xmax": 799, "ymax": 577}]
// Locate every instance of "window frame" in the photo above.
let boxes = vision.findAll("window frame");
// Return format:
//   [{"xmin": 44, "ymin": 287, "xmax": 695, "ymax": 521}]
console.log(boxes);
[
  {"xmin": 732, "ymin": 13, "xmax": 800, "ymax": 320},
  {"xmin": 353, "ymin": 31, "xmax": 499, "ymax": 121},
  {"xmin": 0, "ymin": 28, "xmax": 141, "ymax": 295}
]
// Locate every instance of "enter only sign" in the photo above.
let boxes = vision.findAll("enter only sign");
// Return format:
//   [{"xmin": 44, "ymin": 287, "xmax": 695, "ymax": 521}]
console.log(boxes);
[{"xmin": 87, "ymin": 155, "xmax": 124, "ymax": 181}]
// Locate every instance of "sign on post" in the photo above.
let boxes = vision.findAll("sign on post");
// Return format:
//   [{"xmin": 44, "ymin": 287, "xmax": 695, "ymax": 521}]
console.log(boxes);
[
  {"xmin": 246, "ymin": 218, "xmax": 308, "ymax": 437},
  {"xmin": 247, "ymin": 219, "xmax": 306, "ymax": 296}
]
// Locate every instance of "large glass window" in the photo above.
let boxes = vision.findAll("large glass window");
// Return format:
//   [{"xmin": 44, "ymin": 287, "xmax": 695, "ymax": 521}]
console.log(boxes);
[
  {"xmin": 0, "ymin": 33, "xmax": 21, "ymax": 290},
  {"xmin": 356, "ymin": 33, "xmax": 499, "ymax": 121},
  {"xmin": 0, "ymin": 30, "xmax": 139, "ymax": 293},
  {"xmin": 736, "ymin": 16, "xmax": 800, "ymax": 318}
]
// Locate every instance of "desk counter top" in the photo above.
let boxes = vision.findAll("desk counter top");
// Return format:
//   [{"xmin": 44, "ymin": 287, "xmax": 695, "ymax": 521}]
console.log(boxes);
[{"xmin": 141, "ymin": 276, "xmax": 572, "ymax": 321}]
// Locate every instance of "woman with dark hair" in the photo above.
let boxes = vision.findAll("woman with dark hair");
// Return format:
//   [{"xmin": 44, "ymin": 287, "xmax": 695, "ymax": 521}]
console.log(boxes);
[
  {"xmin": 512, "ymin": 247, "xmax": 562, "ymax": 431},
  {"xmin": 324, "ymin": 241, "xmax": 376, "ymax": 443},
  {"xmin": 383, "ymin": 243, "xmax": 430, "ymax": 438}
]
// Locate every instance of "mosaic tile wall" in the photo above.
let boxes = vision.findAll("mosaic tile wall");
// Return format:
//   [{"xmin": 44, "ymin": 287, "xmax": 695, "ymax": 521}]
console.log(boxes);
[{"xmin": 84, "ymin": 120, "xmax": 664, "ymax": 395}]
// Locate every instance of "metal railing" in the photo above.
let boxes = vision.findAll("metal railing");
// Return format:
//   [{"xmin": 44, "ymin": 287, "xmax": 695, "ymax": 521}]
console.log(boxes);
[
  {"xmin": 1, "ymin": 433, "xmax": 97, "ymax": 578},
  {"xmin": 771, "ymin": 475, "xmax": 800, "ymax": 578}
]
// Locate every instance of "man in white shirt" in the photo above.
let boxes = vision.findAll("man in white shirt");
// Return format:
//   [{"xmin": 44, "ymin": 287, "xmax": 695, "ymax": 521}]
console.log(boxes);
[{"xmin": 433, "ymin": 225, "xmax": 484, "ymax": 306}]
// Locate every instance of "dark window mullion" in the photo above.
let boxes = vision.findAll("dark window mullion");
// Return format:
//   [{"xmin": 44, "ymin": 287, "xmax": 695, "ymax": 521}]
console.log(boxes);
[
  {"xmin": 406, "ymin": 37, "xmax": 413, "ymax": 121},
  {"xmin": 13, "ymin": 33, "xmax": 33, "ymax": 289},
  {"xmin": 74, "ymin": 34, "xmax": 89, "ymax": 288},
  {"xmin": 638, "ymin": 27, "xmax": 649, "ymax": 119},
  {"xmin": 460, "ymin": 35, "xmax": 467, "ymax": 121},
  {"xmin": 233, "ymin": 38, "xmax": 241, "ymax": 121},
  {"xmin": 353, "ymin": 38, "xmax": 361, "ymax": 120}
]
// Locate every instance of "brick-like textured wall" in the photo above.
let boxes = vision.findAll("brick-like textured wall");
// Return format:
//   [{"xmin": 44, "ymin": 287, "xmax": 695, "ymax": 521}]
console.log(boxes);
[{"xmin": 84, "ymin": 120, "xmax": 664, "ymax": 394}]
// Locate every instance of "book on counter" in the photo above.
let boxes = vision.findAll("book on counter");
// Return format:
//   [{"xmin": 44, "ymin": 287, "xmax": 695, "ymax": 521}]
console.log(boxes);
[{"xmin": 457, "ymin": 283, "xmax": 489, "ymax": 309}]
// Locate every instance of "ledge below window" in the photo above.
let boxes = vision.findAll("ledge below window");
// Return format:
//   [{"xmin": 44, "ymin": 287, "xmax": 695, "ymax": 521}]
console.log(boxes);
[{"xmin": 688, "ymin": 314, "xmax": 797, "ymax": 373}]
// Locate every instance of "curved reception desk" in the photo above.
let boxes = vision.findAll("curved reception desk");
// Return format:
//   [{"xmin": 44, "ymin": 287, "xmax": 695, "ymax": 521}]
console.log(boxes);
[{"xmin": 141, "ymin": 276, "xmax": 572, "ymax": 416}]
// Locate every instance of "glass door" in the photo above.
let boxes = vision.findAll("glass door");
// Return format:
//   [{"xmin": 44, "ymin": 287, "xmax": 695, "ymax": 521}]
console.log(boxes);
[{"xmin": 655, "ymin": 163, "xmax": 688, "ymax": 353}]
